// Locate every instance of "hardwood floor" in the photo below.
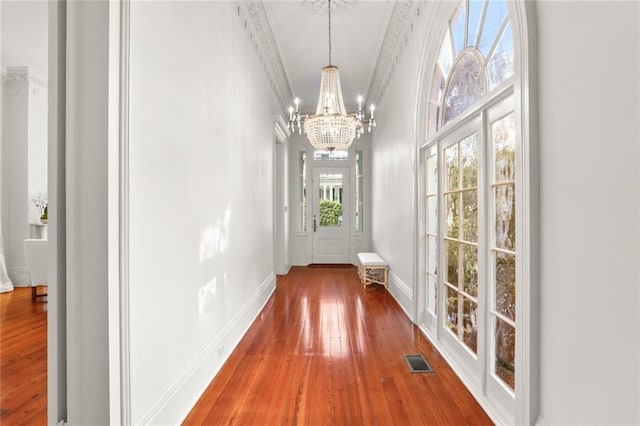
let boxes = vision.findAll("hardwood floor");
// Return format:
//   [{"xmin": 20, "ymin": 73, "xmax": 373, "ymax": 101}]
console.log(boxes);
[
  {"xmin": 0, "ymin": 287, "xmax": 47, "ymax": 425},
  {"xmin": 184, "ymin": 266, "xmax": 493, "ymax": 425}
]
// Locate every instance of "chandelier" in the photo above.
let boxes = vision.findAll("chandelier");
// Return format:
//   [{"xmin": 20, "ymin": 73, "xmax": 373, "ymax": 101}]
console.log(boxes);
[{"xmin": 288, "ymin": 0, "xmax": 376, "ymax": 152}]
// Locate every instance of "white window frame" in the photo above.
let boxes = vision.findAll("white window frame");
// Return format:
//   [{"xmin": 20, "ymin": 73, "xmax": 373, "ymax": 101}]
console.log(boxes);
[{"xmin": 414, "ymin": 2, "xmax": 538, "ymax": 425}]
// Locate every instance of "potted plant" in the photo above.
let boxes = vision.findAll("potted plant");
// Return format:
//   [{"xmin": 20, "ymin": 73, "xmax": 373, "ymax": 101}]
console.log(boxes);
[{"xmin": 33, "ymin": 192, "xmax": 48, "ymax": 224}]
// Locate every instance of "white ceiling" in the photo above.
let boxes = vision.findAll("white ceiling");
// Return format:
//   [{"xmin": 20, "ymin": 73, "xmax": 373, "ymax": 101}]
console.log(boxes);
[{"xmin": 263, "ymin": 1, "xmax": 396, "ymax": 113}]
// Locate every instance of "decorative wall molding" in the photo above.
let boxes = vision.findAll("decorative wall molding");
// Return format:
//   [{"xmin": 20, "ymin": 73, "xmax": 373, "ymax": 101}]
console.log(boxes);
[
  {"xmin": 1, "ymin": 66, "xmax": 48, "ymax": 88},
  {"xmin": 236, "ymin": 1, "xmax": 293, "ymax": 114},
  {"xmin": 366, "ymin": 0, "xmax": 427, "ymax": 106},
  {"xmin": 300, "ymin": 0, "xmax": 355, "ymax": 14},
  {"xmin": 1, "ymin": 66, "xmax": 48, "ymax": 97},
  {"xmin": 237, "ymin": 0, "xmax": 425, "ymax": 113},
  {"xmin": 273, "ymin": 114, "xmax": 290, "ymax": 143}
]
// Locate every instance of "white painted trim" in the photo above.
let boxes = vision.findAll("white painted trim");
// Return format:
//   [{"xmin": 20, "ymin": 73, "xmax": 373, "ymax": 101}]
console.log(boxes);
[
  {"xmin": 108, "ymin": 0, "xmax": 131, "ymax": 424},
  {"xmin": 1, "ymin": 66, "xmax": 48, "ymax": 89},
  {"xmin": 237, "ymin": 2, "xmax": 292, "ymax": 112},
  {"xmin": 513, "ymin": 1, "xmax": 539, "ymax": 424},
  {"xmin": 136, "ymin": 273, "xmax": 277, "ymax": 425},
  {"xmin": 418, "ymin": 324, "xmax": 508, "ymax": 425},
  {"xmin": 48, "ymin": 1, "xmax": 67, "ymax": 423},
  {"xmin": 273, "ymin": 114, "xmax": 290, "ymax": 143},
  {"xmin": 7, "ymin": 267, "xmax": 30, "ymax": 286},
  {"xmin": 411, "ymin": 1, "xmax": 539, "ymax": 424},
  {"xmin": 367, "ymin": 0, "xmax": 428, "ymax": 107},
  {"xmin": 387, "ymin": 270, "xmax": 413, "ymax": 321}
]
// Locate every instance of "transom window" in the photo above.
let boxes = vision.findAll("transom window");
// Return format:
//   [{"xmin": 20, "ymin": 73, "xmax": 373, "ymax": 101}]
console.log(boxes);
[{"xmin": 428, "ymin": 0, "xmax": 514, "ymax": 134}]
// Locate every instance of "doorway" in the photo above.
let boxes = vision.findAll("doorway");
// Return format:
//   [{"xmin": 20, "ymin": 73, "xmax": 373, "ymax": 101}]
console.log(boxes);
[{"xmin": 311, "ymin": 166, "xmax": 350, "ymax": 263}]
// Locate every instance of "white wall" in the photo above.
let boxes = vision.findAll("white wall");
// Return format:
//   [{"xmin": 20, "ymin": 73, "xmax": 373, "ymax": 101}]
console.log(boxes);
[
  {"xmin": 0, "ymin": 1, "xmax": 48, "ymax": 75},
  {"xmin": 1, "ymin": 68, "xmax": 48, "ymax": 285},
  {"xmin": 128, "ymin": 2, "xmax": 277, "ymax": 423},
  {"xmin": 0, "ymin": 0, "xmax": 49, "ymax": 286},
  {"xmin": 536, "ymin": 2, "xmax": 639, "ymax": 424},
  {"xmin": 371, "ymin": 1, "xmax": 640, "ymax": 425},
  {"xmin": 370, "ymin": 9, "xmax": 431, "ymax": 309}
]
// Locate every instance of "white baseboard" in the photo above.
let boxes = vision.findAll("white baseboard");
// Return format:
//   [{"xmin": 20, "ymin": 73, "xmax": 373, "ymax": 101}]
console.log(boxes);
[
  {"xmin": 7, "ymin": 267, "xmax": 30, "ymax": 286},
  {"xmin": 387, "ymin": 270, "xmax": 413, "ymax": 321},
  {"xmin": 417, "ymin": 324, "xmax": 509, "ymax": 426},
  {"xmin": 136, "ymin": 273, "xmax": 277, "ymax": 425}
]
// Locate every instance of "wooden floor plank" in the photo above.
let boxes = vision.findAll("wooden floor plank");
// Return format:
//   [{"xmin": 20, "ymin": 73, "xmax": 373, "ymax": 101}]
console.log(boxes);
[
  {"xmin": 183, "ymin": 266, "xmax": 493, "ymax": 425},
  {"xmin": 0, "ymin": 288, "xmax": 47, "ymax": 425}
]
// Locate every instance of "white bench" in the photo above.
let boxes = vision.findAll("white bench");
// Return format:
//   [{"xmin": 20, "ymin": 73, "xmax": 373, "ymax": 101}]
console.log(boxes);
[{"xmin": 357, "ymin": 252, "xmax": 388, "ymax": 289}]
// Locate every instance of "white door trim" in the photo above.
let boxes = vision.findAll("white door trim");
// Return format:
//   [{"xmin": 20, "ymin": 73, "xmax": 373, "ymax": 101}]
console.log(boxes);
[{"xmin": 311, "ymin": 166, "xmax": 350, "ymax": 264}]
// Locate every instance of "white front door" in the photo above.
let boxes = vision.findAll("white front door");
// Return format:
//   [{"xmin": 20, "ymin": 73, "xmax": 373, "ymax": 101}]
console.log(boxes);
[{"xmin": 312, "ymin": 167, "xmax": 350, "ymax": 263}]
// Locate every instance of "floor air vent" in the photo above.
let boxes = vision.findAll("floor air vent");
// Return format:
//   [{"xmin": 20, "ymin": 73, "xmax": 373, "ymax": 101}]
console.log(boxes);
[{"xmin": 404, "ymin": 354, "xmax": 433, "ymax": 373}]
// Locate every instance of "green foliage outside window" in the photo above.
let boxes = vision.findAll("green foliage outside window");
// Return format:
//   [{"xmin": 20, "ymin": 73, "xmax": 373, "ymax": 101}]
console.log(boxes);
[{"xmin": 319, "ymin": 200, "xmax": 342, "ymax": 226}]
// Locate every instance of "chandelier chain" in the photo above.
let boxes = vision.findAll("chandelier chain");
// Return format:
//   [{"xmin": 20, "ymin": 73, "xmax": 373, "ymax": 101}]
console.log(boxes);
[{"xmin": 328, "ymin": 0, "xmax": 332, "ymax": 65}]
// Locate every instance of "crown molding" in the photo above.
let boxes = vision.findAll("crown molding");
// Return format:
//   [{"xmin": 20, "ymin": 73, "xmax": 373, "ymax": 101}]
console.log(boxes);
[
  {"xmin": 367, "ymin": 0, "xmax": 426, "ymax": 107},
  {"xmin": 1, "ymin": 66, "xmax": 48, "ymax": 97},
  {"xmin": 237, "ymin": 1, "xmax": 293, "ymax": 114},
  {"xmin": 1, "ymin": 66, "xmax": 48, "ymax": 88},
  {"xmin": 300, "ymin": 0, "xmax": 355, "ymax": 14}
]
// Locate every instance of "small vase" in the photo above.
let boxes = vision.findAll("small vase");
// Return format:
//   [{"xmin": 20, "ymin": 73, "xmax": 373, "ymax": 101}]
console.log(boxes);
[{"xmin": 40, "ymin": 218, "xmax": 48, "ymax": 224}]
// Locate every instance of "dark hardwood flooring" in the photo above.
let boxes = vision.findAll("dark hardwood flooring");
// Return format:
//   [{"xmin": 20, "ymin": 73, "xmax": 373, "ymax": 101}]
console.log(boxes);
[
  {"xmin": 184, "ymin": 266, "xmax": 492, "ymax": 425},
  {"xmin": 0, "ymin": 287, "xmax": 47, "ymax": 425}
]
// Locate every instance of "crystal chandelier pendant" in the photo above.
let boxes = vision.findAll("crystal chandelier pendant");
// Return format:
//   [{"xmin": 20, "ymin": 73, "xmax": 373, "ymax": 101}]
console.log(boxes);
[
  {"xmin": 287, "ymin": 0, "xmax": 376, "ymax": 150},
  {"xmin": 304, "ymin": 66, "xmax": 359, "ymax": 152}
]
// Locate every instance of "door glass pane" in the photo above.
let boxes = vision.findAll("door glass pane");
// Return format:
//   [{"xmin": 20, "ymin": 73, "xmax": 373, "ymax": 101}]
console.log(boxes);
[
  {"xmin": 445, "ymin": 193, "xmax": 459, "ymax": 238},
  {"xmin": 318, "ymin": 173, "xmax": 343, "ymax": 227},
  {"xmin": 463, "ymin": 297, "xmax": 478, "ymax": 353},
  {"xmin": 355, "ymin": 150, "xmax": 363, "ymax": 232},
  {"xmin": 462, "ymin": 243, "xmax": 478, "ymax": 297},
  {"xmin": 426, "ymin": 154, "xmax": 438, "ymax": 195},
  {"xmin": 314, "ymin": 150, "xmax": 348, "ymax": 160},
  {"xmin": 445, "ymin": 240, "xmax": 459, "ymax": 285},
  {"xmin": 495, "ymin": 183, "xmax": 515, "ymax": 251},
  {"xmin": 427, "ymin": 197, "xmax": 438, "ymax": 234},
  {"xmin": 445, "ymin": 144, "xmax": 459, "ymax": 191},
  {"xmin": 446, "ymin": 285, "xmax": 459, "ymax": 335},
  {"xmin": 495, "ymin": 317, "xmax": 515, "ymax": 390},
  {"xmin": 427, "ymin": 236, "xmax": 437, "ymax": 274},
  {"xmin": 427, "ymin": 274, "xmax": 437, "ymax": 314},
  {"xmin": 495, "ymin": 251, "xmax": 516, "ymax": 320},
  {"xmin": 299, "ymin": 151, "xmax": 307, "ymax": 232},
  {"xmin": 494, "ymin": 114, "xmax": 516, "ymax": 182},
  {"xmin": 462, "ymin": 190, "xmax": 478, "ymax": 242},
  {"xmin": 461, "ymin": 135, "xmax": 478, "ymax": 188}
]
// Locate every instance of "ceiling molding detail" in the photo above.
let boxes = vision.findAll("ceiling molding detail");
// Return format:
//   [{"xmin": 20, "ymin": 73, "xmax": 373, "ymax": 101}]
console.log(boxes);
[
  {"xmin": 366, "ymin": 0, "xmax": 426, "ymax": 107},
  {"xmin": 300, "ymin": 0, "xmax": 356, "ymax": 14},
  {"xmin": 237, "ymin": 1, "xmax": 293, "ymax": 114},
  {"xmin": 1, "ymin": 66, "xmax": 48, "ymax": 88}
]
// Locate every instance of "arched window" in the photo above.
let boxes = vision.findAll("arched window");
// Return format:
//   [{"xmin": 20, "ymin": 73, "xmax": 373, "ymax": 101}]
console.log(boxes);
[
  {"xmin": 419, "ymin": 1, "xmax": 527, "ymax": 423},
  {"xmin": 428, "ymin": 0, "xmax": 514, "ymax": 134}
]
